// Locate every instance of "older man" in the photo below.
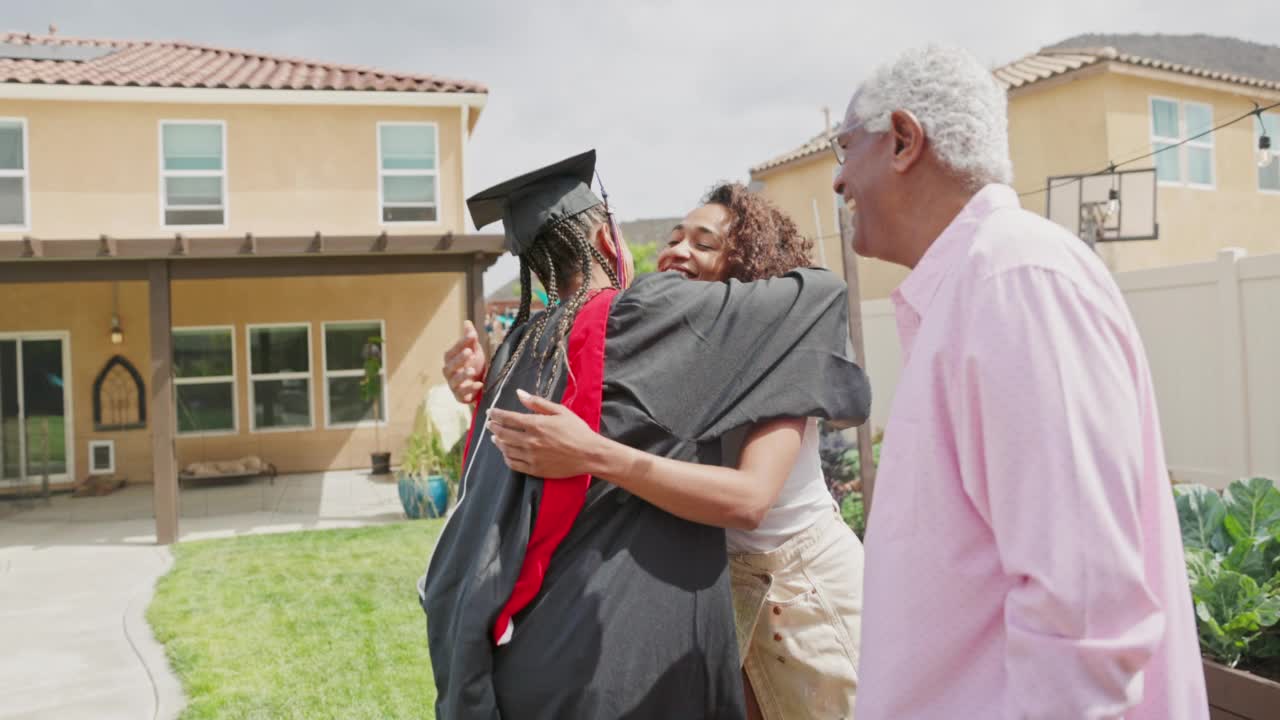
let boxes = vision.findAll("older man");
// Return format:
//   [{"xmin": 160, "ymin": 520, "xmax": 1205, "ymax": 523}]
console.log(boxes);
[{"xmin": 833, "ymin": 46, "xmax": 1207, "ymax": 719}]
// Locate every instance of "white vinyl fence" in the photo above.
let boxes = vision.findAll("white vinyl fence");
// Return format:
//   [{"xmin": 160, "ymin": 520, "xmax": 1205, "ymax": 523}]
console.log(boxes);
[{"xmin": 859, "ymin": 248, "xmax": 1280, "ymax": 489}]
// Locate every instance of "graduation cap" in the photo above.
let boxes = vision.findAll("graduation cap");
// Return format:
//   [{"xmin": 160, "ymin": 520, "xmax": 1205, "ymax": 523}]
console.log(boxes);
[{"xmin": 466, "ymin": 149, "xmax": 603, "ymax": 256}]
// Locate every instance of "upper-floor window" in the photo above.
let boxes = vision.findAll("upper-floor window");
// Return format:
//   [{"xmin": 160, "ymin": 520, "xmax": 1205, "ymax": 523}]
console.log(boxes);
[
  {"xmin": 378, "ymin": 122, "xmax": 438, "ymax": 223},
  {"xmin": 1151, "ymin": 98, "xmax": 1214, "ymax": 188},
  {"xmin": 1259, "ymin": 112, "xmax": 1280, "ymax": 193},
  {"xmin": 161, "ymin": 121, "xmax": 226, "ymax": 227},
  {"xmin": 0, "ymin": 118, "xmax": 28, "ymax": 229}
]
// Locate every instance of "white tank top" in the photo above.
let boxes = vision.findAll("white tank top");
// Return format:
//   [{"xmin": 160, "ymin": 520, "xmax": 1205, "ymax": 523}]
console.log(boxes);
[{"xmin": 723, "ymin": 418, "xmax": 835, "ymax": 554}]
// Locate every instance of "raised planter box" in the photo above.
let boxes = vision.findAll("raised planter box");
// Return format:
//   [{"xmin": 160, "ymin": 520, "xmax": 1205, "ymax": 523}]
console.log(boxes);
[{"xmin": 1204, "ymin": 658, "xmax": 1280, "ymax": 719}]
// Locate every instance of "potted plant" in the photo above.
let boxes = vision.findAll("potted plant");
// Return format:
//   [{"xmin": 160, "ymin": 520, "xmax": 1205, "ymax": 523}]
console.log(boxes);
[
  {"xmin": 1174, "ymin": 477, "xmax": 1280, "ymax": 718},
  {"xmin": 360, "ymin": 336, "xmax": 391, "ymax": 475},
  {"xmin": 397, "ymin": 404, "xmax": 463, "ymax": 519}
]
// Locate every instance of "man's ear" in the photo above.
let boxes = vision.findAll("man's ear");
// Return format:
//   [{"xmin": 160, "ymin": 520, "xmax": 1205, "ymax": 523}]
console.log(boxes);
[{"xmin": 889, "ymin": 109, "xmax": 927, "ymax": 173}]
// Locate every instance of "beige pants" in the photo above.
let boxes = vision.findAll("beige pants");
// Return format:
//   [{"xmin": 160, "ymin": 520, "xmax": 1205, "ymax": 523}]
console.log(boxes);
[{"xmin": 730, "ymin": 507, "xmax": 864, "ymax": 720}]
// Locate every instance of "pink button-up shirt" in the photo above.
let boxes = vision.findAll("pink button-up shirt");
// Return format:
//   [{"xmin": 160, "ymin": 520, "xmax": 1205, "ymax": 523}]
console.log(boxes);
[{"xmin": 856, "ymin": 185, "xmax": 1207, "ymax": 719}]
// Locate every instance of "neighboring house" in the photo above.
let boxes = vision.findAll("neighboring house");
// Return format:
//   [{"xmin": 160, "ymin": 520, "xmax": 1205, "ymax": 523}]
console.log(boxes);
[
  {"xmin": 749, "ymin": 133, "xmax": 907, "ymax": 300},
  {"xmin": 617, "ymin": 216, "xmax": 682, "ymax": 276},
  {"xmin": 0, "ymin": 32, "xmax": 501, "ymax": 541},
  {"xmin": 748, "ymin": 33, "xmax": 1280, "ymax": 297},
  {"xmin": 617, "ymin": 216, "xmax": 683, "ymax": 248}
]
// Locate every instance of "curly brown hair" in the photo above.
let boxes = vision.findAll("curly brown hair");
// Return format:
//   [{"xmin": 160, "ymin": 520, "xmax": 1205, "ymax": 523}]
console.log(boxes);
[{"xmin": 703, "ymin": 183, "xmax": 815, "ymax": 282}]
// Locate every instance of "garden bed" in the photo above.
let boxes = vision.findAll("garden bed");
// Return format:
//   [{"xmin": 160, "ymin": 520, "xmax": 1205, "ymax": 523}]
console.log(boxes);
[{"xmin": 1204, "ymin": 658, "xmax": 1280, "ymax": 719}]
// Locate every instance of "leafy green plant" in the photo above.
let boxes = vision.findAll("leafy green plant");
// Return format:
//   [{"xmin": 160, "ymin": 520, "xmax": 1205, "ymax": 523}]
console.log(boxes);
[
  {"xmin": 840, "ymin": 492, "xmax": 866, "ymax": 539},
  {"xmin": 818, "ymin": 423, "xmax": 881, "ymax": 498},
  {"xmin": 819, "ymin": 421, "xmax": 881, "ymax": 538},
  {"xmin": 400, "ymin": 402, "xmax": 464, "ymax": 504},
  {"xmin": 630, "ymin": 242, "xmax": 659, "ymax": 276},
  {"xmin": 1176, "ymin": 478, "xmax": 1280, "ymax": 669}
]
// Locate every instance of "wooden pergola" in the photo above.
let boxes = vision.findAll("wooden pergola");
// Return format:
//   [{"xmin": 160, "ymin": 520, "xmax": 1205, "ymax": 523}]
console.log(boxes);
[{"xmin": 0, "ymin": 231, "xmax": 504, "ymax": 543}]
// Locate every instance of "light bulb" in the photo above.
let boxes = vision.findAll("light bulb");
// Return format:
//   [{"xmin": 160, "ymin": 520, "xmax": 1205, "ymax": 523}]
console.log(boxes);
[
  {"xmin": 110, "ymin": 314, "xmax": 123, "ymax": 345},
  {"xmin": 1259, "ymin": 134, "xmax": 1273, "ymax": 168},
  {"xmin": 1105, "ymin": 189, "xmax": 1120, "ymax": 221}
]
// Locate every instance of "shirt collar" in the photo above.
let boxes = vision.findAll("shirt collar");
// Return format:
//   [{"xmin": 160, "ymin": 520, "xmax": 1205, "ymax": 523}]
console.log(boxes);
[{"xmin": 891, "ymin": 184, "xmax": 1020, "ymax": 316}]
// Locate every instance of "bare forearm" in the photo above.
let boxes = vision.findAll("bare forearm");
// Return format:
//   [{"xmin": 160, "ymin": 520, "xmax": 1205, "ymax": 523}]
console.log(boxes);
[{"xmin": 586, "ymin": 435, "xmax": 774, "ymax": 530}]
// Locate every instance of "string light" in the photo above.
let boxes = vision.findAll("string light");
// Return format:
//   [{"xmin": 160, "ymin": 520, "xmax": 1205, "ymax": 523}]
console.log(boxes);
[
  {"xmin": 1019, "ymin": 100, "xmax": 1280, "ymax": 198},
  {"xmin": 1256, "ymin": 105, "xmax": 1274, "ymax": 169}
]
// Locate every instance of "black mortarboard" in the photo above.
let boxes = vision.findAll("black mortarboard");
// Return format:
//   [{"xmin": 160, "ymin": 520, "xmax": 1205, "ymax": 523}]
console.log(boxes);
[{"xmin": 466, "ymin": 149, "xmax": 602, "ymax": 255}]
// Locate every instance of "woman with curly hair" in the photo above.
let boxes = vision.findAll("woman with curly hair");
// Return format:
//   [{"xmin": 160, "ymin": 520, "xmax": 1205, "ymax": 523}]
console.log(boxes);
[{"xmin": 484, "ymin": 183, "xmax": 864, "ymax": 720}]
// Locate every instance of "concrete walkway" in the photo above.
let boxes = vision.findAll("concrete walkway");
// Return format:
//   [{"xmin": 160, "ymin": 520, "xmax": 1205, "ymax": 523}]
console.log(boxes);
[{"xmin": 0, "ymin": 470, "xmax": 406, "ymax": 720}]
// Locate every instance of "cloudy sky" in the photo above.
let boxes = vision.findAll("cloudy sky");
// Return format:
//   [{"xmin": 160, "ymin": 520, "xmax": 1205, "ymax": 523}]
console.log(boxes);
[{"xmin": 9, "ymin": 0, "xmax": 1275, "ymax": 289}]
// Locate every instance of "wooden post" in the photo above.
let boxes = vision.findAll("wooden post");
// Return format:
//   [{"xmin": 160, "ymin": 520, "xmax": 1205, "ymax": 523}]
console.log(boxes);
[
  {"xmin": 838, "ymin": 204, "xmax": 878, "ymax": 521},
  {"xmin": 466, "ymin": 253, "xmax": 489, "ymax": 356},
  {"xmin": 148, "ymin": 260, "xmax": 179, "ymax": 544}
]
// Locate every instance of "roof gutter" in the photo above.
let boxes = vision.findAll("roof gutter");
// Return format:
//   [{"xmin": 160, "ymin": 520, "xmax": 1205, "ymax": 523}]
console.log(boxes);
[{"xmin": 0, "ymin": 82, "xmax": 488, "ymax": 109}]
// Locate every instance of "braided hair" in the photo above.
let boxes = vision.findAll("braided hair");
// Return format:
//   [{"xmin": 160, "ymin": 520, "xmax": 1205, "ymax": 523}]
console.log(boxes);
[{"xmin": 490, "ymin": 205, "xmax": 619, "ymax": 397}]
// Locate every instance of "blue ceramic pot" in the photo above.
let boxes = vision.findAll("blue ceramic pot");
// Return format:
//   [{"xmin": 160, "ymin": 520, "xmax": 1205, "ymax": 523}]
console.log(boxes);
[{"xmin": 397, "ymin": 473, "xmax": 450, "ymax": 519}]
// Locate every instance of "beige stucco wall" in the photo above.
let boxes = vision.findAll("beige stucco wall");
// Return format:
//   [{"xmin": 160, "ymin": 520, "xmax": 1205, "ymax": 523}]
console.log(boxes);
[
  {"xmin": 1, "ymin": 280, "xmax": 150, "ymax": 486},
  {"xmin": 752, "ymin": 67, "xmax": 1280, "ymax": 292},
  {"xmin": 0, "ymin": 98, "xmax": 467, "ymax": 240},
  {"xmin": 0, "ymin": 272, "xmax": 466, "ymax": 485},
  {"xmin": 753, "ymin": 155, "xmax": 909, "ymax": 300},
  {"xmin": 1010, "ymin": 69, "xmax": 1280, "ymax": 270},
  {"xmin": 1094, "ymin": 72, "xmax": 1280, "ymax": 271},
  {"xmin": 1009, "ymin": 71, "xmax": 1113, "ymax": 217}
]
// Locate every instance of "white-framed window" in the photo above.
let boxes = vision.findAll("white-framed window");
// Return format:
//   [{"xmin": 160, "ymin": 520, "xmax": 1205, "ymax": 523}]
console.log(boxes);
[
  {"xmin": 173, "ymin": 326, "xmax": 237, "ymax": 436},
  {"xmin": 88, "ymin": 440, "xmax": 115, "ymax": 475},
  {"xmin": 1150, "ymin": 98, "xmax": 1215, "ymax": 188},
  {"xmin": 160, "ymin": 120, "xmax": 227, "ymax": 227},
  {"xmin": 377, "ymin": 122, "xmax": 438, "ymax": 224},
  {"xmin": 322, "ymin": 320, "xmax": 387, "ymax": 428},
  {"xmin": 247, "ymin": 323, "xmax": 313, "ymax": 432},
  {"xmin": 1258, "ymin": 112, "xmax": 1280, "ymax": 193},
  {"xmin": 0, "ymin": 117, "xmax": 29, "ymax": 229}
]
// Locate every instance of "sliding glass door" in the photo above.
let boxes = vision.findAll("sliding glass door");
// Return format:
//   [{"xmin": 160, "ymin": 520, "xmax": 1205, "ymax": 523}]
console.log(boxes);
[{"xmin": 0, "ymin": 334, "xmax": 71, "ymax": 487}]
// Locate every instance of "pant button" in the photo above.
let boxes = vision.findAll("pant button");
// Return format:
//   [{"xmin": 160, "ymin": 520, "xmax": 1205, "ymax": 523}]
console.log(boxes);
[{"xmin": 773, "ymin": 633, "xmax": 782, "ymax": 642}]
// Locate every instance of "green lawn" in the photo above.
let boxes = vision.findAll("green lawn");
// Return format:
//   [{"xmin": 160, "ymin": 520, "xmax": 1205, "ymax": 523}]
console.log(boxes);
[
  {"xmin": 147, "ymin": 521, "xmax": 444, "ymax": 720},
  {"xmin": 1, "ymin": 416, "xmax": 67, "ymax": 478}
]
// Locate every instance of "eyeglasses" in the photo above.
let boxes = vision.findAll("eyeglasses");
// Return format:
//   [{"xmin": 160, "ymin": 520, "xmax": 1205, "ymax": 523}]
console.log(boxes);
[
  {"xmin": 827, "ymin": 116, "xmax": 866, "ymax": 165},
  {"xmin": 828, "ymin": 135, "xmax": 847, "ymax": 165}
]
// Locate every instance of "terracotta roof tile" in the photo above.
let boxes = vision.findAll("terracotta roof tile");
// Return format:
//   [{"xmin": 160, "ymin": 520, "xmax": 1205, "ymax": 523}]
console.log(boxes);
[
  {"xmin": 0, "ymin": 31, "xmax": 486, "ymax": 94},
  {"xmin": 750, "ymin": 130, "xmax": 834, "ymax": 175},
  {"xmin": 996, "ymin": 35, "xmax": 1280, "ymax": 93}
]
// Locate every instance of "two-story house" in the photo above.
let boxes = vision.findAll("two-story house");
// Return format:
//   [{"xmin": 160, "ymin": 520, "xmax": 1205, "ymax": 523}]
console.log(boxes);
[
  {"xmin": 0, "ymin": 32, "xmax": 501, "ymax": 541},
  {"xmin": 749, "ymin": 33, "xmax": 1280, "ymax": 298}
]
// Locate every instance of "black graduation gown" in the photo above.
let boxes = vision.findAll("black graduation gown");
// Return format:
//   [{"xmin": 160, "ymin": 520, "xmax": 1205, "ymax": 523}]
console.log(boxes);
[{"xmin": 421, "ymin": 268, "xmax": 871, "ymax": 719}]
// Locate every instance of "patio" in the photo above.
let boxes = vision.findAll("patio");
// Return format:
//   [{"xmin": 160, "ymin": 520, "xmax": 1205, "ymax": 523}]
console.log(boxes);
[
  {"xmin": 1, "ymin": 470, "xmax": 405, "ymax": 540},
  {"xmin": 0, "ymin": 470, "xmax": 410, "ymax": 720}
]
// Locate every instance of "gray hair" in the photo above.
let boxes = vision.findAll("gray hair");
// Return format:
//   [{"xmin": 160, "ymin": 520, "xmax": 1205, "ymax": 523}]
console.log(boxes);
[{"xmin": 844, "ymin": 45, "xmax": 1013, "ymax": 188}]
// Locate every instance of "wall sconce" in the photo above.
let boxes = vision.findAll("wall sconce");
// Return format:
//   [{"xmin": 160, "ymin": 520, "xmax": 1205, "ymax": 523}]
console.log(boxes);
[{"xmin": 109, "ymin": 282, "xmax": 124, "ymax": 345}]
